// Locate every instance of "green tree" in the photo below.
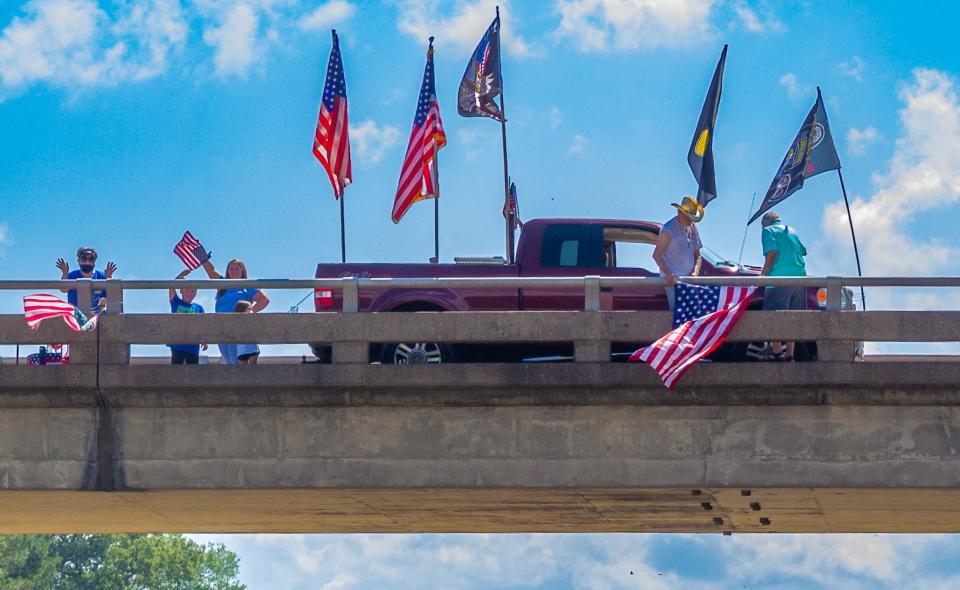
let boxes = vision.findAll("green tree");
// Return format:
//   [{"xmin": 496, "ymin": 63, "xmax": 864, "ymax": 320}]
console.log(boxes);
[{"xmin": 0, "ymin": 534, "xmax": 244, "ymax": 590}]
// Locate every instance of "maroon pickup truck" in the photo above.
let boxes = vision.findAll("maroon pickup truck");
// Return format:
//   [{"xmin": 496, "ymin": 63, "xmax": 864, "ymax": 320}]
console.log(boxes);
[{"xmin": 313, "ymin": 218, "xmax": 824, "ymax": 363}]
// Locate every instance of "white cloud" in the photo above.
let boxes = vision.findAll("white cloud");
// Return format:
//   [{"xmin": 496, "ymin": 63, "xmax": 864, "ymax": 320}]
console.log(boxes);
[
  {"xmin": 819, "ymin": 68, "xmax": 960, "ymax": 278},
  {"xmin": 733, "ymin": 1, "xmax": 785, "ymax": 33},
  {"xmin": 847, "ymin": 125, "xmax": 879, "ymax": 156},
  {"xmin": 397, "ymin": 0, "xmax": 534, "ymax": 58},
  {"xmin": 554, "ymin": 0, "xmax": 716, "ymax": 52},
  {"xmin": 202, "ymin": 3, "xmax": 260, "ymax": 77},
  {"xmin": 778, "ymin": 72, "xmax": 810, "ymax": 99},
  {"xmin": 298, "ymin": 0, "xmax": 355, "ymax": 31},
  {"xmin": 0, "ymin": 0, "xmax": 187, "ymax": 93},
  {"xmin": 349, "ymin": 119, "xmax": 401, "ymax": 166},
  {"xmin": 568, "ymin": 133, "xmax": 588, "ymax": 154},
  {"xmin": 839, "ymin": 55, "xmax": 865, "ymax": 81},
  {"xmin": 549, "ymin": 106, "xmax": 562, "ymax": 129}
]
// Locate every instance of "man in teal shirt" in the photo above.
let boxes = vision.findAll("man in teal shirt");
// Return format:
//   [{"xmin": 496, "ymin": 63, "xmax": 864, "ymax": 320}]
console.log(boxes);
[{"xmin": 760, "ymin": 211, "xmax": 807, "ymax": 360}]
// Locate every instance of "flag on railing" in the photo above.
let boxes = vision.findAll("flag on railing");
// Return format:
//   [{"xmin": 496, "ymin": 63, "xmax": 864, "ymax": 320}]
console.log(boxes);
[
  {"xmin": 749, "ymin": 88, "xmax": 840, "ymax": 224},
  {"xmin": 313, "ymin": 29, "xmax": 352, "ymax": 199},
  {"xmin": 688, "ymin": 45, "xmax": 727, "ymax": 207},
  {"xmin": 392, "ymin": 39, "xmax": 447, "ymax": 223},
  {"xmin": 629, "ymin": 283, "xmax": 756, "ymax": 390},
  {"xmin": 23, "ymin": 294, "xmax": 83, "ymax": 332},
  {"xmin": 457, "ymin": 13, "xmax": 503, "ymax": 121},
  {"xmin": 173, "ymin": 231, "xmax": 210, "ymax": 270},
  {"xmin": 502, "ymin": 180, "xmax": 522, "ymax": 229}
]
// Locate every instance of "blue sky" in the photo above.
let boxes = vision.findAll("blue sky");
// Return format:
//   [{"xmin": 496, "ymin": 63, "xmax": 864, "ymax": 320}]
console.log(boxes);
[{"xmin": 4, "ymin": 0, "xmax": 960, "ymax": 586}]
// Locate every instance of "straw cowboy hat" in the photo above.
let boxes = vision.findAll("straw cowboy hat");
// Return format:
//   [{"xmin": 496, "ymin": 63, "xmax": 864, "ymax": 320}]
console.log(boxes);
[{"xmin": 671, "ymin": 196, "xmax": 704, "ymax": 222}]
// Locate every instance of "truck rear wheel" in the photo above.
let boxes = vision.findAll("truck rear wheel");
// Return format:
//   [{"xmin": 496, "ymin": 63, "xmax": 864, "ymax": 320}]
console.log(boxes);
[{"xmin": 380, "ymin": 342, "xmax": 454, "ymax": 364}]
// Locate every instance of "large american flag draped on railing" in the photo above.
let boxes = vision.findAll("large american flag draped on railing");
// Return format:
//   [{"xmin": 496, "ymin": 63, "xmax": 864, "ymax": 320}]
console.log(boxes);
[
  {"xmin": 391, "ymin": 40, "xmax": 447, "ymax": 223},
  {"xmin": 629, "ymin": 283, "xmax": 756, "ymax": 390},
  {"xmin": 313, "ymin": 29, "xmax": 352, "ymax": 199},
  {"xmin": 23, "ymin": 294, "xmax": 83, "ymax": 332}
]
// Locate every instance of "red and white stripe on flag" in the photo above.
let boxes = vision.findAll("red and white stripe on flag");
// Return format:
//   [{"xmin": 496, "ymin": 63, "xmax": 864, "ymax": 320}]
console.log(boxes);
[
  {"xmin": 24, "ymin": 294, "xmax": 82, "ymax": 332},
  {"xmin": 629, "ymin": 285, "xmax": 756, "ymax": 390},
  {"xmin": 173, "ymin": 231, "xmax": 204, "ymax": 270},
  {"xmin": 392, "ymin": 45, "xmax": 446, "ymax": 223},
  {"xmin": 313, "ymin": 31, "xmax": 352, "ymax": 199}
]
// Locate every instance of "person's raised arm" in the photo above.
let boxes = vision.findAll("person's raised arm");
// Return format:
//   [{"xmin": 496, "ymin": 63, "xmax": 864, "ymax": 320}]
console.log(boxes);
[
  {"xmin": 170, "ymin": 269, "xmax": 190, "ymax": 301},
  {"xmin": 201, "ymin": 259, "xmax": 222, "ymax": 280},
  {"xmin": 56, "ymin": 258, "xmax": 70, "ymax": 293},
  {"xmin": 251, "ymin": 290, "xmax": 270, "ymax": 313},
  {"xmin": 652, "ymin": 231, "xmax": 675, "ymax": 285}
]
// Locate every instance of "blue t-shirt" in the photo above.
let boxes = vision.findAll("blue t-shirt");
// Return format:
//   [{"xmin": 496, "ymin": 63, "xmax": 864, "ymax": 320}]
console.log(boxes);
[
  {"xmin": 215, "ymin": 288, "xmax": 260, "ymax": 314},
  {"xmin": 168, "ymin": 295, "xmax": 204, "ymax": 355},
  {"xmin": 66, "ymin": 270, "xmax": 107, "ymax": 312}
]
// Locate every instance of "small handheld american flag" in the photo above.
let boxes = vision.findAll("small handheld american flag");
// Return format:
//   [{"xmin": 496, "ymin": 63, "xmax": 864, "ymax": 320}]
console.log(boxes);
[
  {"xmin": 173, "ymin": 231, "xmax": 210, "ymax": 270},
  {"xmin": 629, "ymin": 283, "xmax": 756, "ymax": 390},
  {"xmin": 392, "ymin": 38, "xmax": 446, "ymax": 223},
  {"xmin": 24, "ymin": 294, "xmax": 83, "ymax": 332},
  {"xmin": 313, "ymin": 29, "xmax": 352, "ymax": 200}
]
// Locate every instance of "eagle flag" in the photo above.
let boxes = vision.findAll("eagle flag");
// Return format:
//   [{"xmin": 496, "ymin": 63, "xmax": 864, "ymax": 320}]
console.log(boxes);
[
  {"xmin": 313, "ymin": 29, "xmax": 352, "ymax": 199},
  {"xmin": 629, "ymin": 283, "xmax": 756, "ymax": 390},
  {"xmin": 392, "ymin": 39, "xmax": 447, "ymax": 223},
  {"xmin": 749, "ymin": 87, "xmax": 840, "ymax": 224},
  {"xmin": 457, "ymin": 12, "xmax": 503, "ymax": 121},
  {"xmin": 688, "ymin": 45, "xmax": 727, "ymax": 207}
]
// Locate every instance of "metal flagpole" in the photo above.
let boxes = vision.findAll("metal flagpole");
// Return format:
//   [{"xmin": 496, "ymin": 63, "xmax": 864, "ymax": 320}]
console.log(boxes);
[
  {"xmin": 339, "ymin": 196, "xmax": 346, "ymax": 263},
  {"xmin": 837, "ymin": 169, "xmax": 866, "ymax": 309},
  {"xmin": 434, "ymin": 154, "xmax": 441, "ymax": 262},
  {"xmin": 737, "ymin": 192, "xmax": 757, "ymax": 266},
  {"xmin": 496, "ymin": 7, "xmax": 514, "ymax": 264}
]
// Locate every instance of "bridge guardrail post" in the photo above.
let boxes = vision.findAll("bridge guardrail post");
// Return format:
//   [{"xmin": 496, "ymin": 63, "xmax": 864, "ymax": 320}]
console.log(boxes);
[
  {"xmin": 332, "ymin": 342, "xmax": 368, "ymax": 364},
  {"xmin": 105, "ymin": 279, "xmax": 124, "ymax": 314},
  {"xmin": 343, "ymin": 277, "xmax": 359, "ymax": 313},
  {"xmin": 819, "ymin": 276, "xmax": 855, "ymax": 362},
  {"xmin": 584, "ymin": 276, "xmax": 601, "ymax": 312}
]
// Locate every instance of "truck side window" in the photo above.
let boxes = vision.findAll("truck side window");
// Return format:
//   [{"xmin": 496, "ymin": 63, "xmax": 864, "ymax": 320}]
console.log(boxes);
[
  {"xmin": 601, "ymin": 227, "xmax": 659, "ymax": 272},
  {"xmin": 541, "ymin": 224, "xmax": 588, "ymax": 268}
]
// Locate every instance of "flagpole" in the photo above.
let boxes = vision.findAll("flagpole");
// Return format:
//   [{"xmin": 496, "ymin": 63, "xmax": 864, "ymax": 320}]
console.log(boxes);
[
  {"xmin": 339, "ymin": 195, "xmax": 346, "ymax": 263},
  {"xmin": 495, "ymin": 7, "xmax": 514, "ymax": 264},
  {"xmin": 836, "ymin": 169, "xmax": 866, "ymax": 309},
  {"xmin": 737, "ymin": 192, "xmax": 757, "ymax": 266}
]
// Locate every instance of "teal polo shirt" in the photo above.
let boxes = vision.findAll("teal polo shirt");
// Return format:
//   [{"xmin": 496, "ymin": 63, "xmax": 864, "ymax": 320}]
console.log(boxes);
[{"xmin": 762, "ymin": 221, "xmax": 807, "ymax": 276}]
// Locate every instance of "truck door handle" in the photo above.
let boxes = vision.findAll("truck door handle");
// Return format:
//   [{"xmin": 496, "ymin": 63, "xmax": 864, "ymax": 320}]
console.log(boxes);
[{"xmin": 600, "ymin": 287, "xmax": 613, "ymax": 293}]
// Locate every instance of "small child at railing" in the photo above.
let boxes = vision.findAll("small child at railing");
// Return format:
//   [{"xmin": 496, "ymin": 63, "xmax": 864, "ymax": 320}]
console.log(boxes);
[{"xmin": 168, "ymin": 269, "xmax": 207, "ymax": 364}]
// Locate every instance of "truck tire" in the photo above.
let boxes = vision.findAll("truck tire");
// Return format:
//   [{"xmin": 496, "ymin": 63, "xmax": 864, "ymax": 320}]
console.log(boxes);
[{"xmin": 379, "ymin": 342, "xmax": 455, "ymax": 364}]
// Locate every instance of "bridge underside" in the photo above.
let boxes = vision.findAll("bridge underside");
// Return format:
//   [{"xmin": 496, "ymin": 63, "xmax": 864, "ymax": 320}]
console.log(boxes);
[
  {"xmin": 4, "ymin": 488, "xmax": 960, "ymax": 534},
  {"xmin": 3, "ymin": 363, "xmax": 960, "ymax": 534}
]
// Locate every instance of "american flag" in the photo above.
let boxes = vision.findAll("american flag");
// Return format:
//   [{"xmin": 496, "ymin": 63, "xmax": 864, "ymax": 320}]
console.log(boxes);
[
  {"xmin": 502, "ymin": 180, "xmax": 522, "ymax": 229},
  {"xmin": 392, "ymin": 41, "xmax": 446, "ymax": 223},
  {"xmin": 173, "ymin": 231, "xmax": 208, "ymax": 270},
  {"xmin": 23, "ymin": 294, "xmax": 83, "ymax": 332},
  {"xmin": 629, "ymin": 283, "xmax": 756, "ymax": 390},
  {"xmin": 313, "ymin": 29, "xmax": 352, "ymax": 199}
]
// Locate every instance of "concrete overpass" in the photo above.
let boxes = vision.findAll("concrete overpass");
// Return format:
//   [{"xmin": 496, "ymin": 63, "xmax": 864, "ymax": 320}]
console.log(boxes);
[{"xmin": 1, "ymin": 277, "xmax": 960, "ymax": 534}]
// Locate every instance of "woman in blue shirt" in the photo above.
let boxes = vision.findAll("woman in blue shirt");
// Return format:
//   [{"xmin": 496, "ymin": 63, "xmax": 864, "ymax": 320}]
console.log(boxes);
[{"xmin": 202, "ymin": 258, "xmax": 270, "ymax": 364}]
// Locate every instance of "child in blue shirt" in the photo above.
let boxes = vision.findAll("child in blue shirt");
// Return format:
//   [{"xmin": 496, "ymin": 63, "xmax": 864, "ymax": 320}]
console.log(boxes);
[{"xmin": 168, "ymin": 269, "xmax": 207, "ymax": 364}]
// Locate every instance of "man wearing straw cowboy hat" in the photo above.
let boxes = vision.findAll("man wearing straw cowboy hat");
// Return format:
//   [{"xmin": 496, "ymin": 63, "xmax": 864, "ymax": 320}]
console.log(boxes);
[{"xmin": 653, "ymin": 196, "xmax": 704, "ymax": 309}]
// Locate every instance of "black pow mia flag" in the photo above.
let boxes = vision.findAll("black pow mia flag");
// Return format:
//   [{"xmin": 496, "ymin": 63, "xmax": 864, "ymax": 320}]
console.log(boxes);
[{"xmin": 749, "ymin": 87, "xmax": 840, "ymax": 224}]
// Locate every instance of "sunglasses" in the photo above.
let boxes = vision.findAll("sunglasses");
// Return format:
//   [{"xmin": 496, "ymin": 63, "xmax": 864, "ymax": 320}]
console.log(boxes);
[{"xmin": 78, "ymin": 255, "xmax": 97, "ymax": 262}]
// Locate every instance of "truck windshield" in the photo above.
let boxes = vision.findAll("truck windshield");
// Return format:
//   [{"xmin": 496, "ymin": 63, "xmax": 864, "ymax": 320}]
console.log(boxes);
[{"xmin": 700, "ymin": 247, "xmax": 738, "ymax": 268}]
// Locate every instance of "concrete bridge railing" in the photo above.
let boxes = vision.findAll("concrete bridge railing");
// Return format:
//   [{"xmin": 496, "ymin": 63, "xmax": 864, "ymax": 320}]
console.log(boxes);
[{"xmin": 3, "ymin": 277, "xmax": 960, "ymax": 534}]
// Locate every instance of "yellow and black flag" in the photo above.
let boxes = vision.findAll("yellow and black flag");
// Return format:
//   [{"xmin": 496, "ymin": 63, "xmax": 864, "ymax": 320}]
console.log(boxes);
[{"xmin": 688, "ymin": 44, "xmax": 727, "ymax": 207}]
